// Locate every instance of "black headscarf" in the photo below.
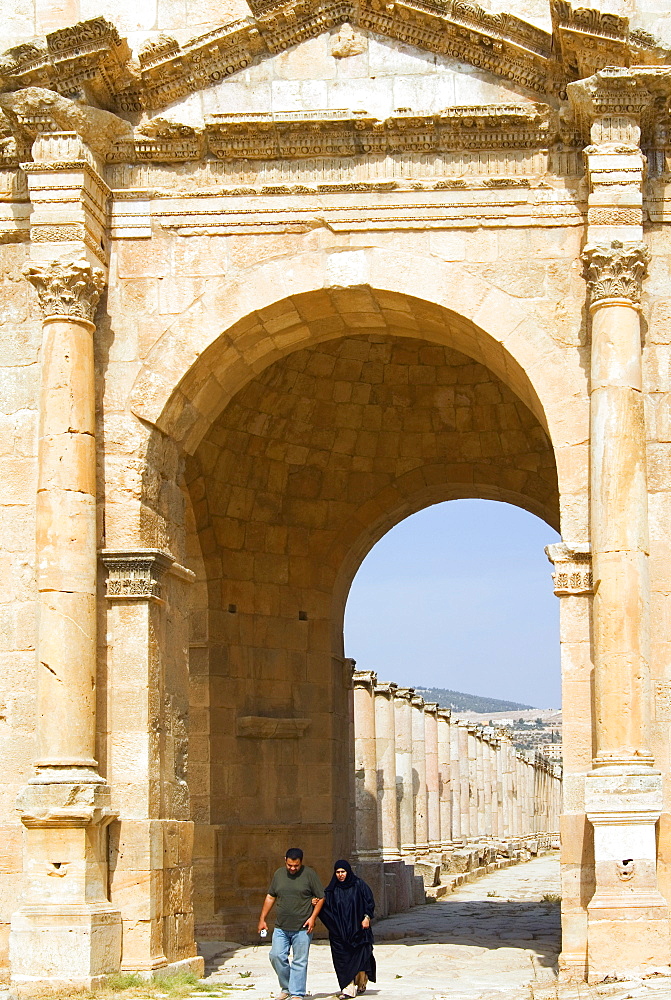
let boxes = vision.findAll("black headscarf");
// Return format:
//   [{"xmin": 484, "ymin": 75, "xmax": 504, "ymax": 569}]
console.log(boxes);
[{"xmin": 326, "ymin": 859, "xmax": 356, "ymax": 891}]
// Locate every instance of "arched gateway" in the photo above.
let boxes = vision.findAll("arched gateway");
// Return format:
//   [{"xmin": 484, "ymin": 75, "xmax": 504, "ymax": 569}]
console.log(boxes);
[{"xmin": 0, "ymin": 0, "xmax": 670, "ymax": 988}]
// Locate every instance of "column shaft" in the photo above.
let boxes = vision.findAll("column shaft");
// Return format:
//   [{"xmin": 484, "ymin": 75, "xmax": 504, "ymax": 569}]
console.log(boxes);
[
  {"xmin": 394, "ymin": 689, "xmax": 415, "ymax": 854},
  {"xmin": 424, "ymin": 705, "xmax": 440, "ymax": 851},
  {"xmin": 374, "ymin": 683, "xmax": 400, "ymax": 861},
  {"xmin": 411, "ymin": 696, "xmax": 428, "ymax": 853},
  {"xmin": 353, "ymin": 671, "xmax": 379, "ymax": 861}
]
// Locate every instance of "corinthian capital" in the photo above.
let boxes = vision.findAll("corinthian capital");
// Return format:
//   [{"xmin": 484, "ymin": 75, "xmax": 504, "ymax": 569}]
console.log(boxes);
[
  {"xmin": 581, "ymin": 240, "xmax": 650, "ymax": 306},
  {"xmin": 23, "ymin": 258, "xmax": 106, "ymax": 323}
]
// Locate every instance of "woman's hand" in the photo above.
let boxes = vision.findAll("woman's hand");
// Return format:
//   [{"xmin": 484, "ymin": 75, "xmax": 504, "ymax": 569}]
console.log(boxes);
[
  {"xmin": 311, "ymin": 897, "xmax": 319, "ymax": 905},
  {"xmin": 361, "ymin": 917, "xmax": 370, "ymax": 929}
]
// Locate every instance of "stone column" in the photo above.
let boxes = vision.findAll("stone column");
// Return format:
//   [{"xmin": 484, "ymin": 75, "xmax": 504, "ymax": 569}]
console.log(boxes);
[
  {"xmin": 467, "ymin": 726, "xmax": 478, "ymax": 839},
  {"xmin": 546, "ymin": 543, "xmax": 593, "ymax": 974},
  {"xmin": 353, "ymin": 670, "xmax": 379, "ymax": 862},
  {"xmin": 437, "ymin": 709, "xmax": 452, "ymax": 849},
  {"xmin": 10, "ymin": 259, "xmax": 122, "ymax": 986},
  {"xmin": 394, "ymin": 688, "xmax": 415, "ymax": 855},
  {"xmin": 582, "ymin": 236, "xmax": 669, "ymax": 977},
  {"xmin": 424, "ymin": 704, "xmax": 441, "ymax": 853},
  {"xmin": 100, "ymin": 550, "xmax": 201, "ymax": 974},
  {"xmin": 450, "ymin": 719, "xmax": 462, "ymax": 842},
  {"xmin": 458, "ymin": 721, "xmax": 471, "ymax": 840},
  {"xmin": 374, "ymin": 682, "xmax": 400, "ymax": 861},
  {"xmin": 474, "ymin": 728, "xmax": 484, "ymax": 838},
  {"xmin": 484, "ymin": 736, "xmax": 494, "ymax": 838},
  {"xmin": 411, "ymin": 695, "xmax": 428, "ymax": 853},
  {"xmin": 567, "ymin": 71, "xmax": 671, "ymax": 979},
  {"xmin": 483, "ymin": 735, "xmax": 493, "ymax": 838}
]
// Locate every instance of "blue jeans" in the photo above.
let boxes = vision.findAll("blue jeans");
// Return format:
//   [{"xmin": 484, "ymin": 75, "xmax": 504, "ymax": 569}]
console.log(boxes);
[{"xmin": 269, "ymin": 927, "xmax": 312, "ymax": 998}]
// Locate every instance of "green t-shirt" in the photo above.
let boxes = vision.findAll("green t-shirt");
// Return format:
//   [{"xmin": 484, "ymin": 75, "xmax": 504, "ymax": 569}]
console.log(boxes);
[{"xmin": 268, "ymin": 865, "xmax": 324, "ymax": 931}]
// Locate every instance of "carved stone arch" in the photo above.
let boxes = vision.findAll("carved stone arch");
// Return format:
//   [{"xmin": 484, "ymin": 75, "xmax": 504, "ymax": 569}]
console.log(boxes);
[{"xmin": 128, "ymin": 246, "xmax": 588, "ymax": 475}]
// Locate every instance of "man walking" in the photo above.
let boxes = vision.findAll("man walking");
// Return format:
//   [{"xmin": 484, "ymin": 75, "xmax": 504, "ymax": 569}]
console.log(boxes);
[{"xmin": 258, "ymin": 847, "xmax": 325, "ymax": 1000}]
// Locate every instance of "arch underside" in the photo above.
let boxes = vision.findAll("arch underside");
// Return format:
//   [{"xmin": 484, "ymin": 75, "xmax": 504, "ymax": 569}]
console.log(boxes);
[{"xmin": 179, "ymin": 318, "xmax": 559, "ymax": 936}]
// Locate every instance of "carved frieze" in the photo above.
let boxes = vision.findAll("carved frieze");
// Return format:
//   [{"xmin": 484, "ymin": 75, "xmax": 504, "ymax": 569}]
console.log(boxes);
[
  {"xmin": 581, "ymin": 240, "xmax": 650, "ymax": 306},
  {"xmin": 545, "ymin": 542, "xmax": 593, "ymax": 595},
  {"xmin": 100, "ymin": 549, "xmax": 174, "ymax": 601},
  {"xmin": 23, "ymin": 257, "xmax": 105, "ymax": 323},
  {"xmin": 106, "ymin": 105, "xmax": 556, "ymax": 166}
]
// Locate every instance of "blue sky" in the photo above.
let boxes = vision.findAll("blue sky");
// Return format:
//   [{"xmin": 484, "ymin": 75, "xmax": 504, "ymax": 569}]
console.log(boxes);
[{"xmin": 344, "ymin": 499, "xmax": 562, "ymax": 709}]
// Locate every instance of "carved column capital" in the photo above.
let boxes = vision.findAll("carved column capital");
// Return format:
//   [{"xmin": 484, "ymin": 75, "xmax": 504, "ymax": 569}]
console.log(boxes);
[
  {"xmin": 352, "ymin": 669, "xmax": 377, "ymax": 690},
  {"xmin": 100, "ymin": 548, "xmax": 174, "ymax": 601},
  {"xmin": 23, "ymin": 258, "xmax": 105, "ymax": 324},
  {"xmin": 545, "ymin": 541, "xmax": 593, "ymax": 595},
  {"xmin": 581, "ymin": 240, "xmax": 650, "ymax": 307},
  {"xmin": 374, "ymin": 681, "xmax": 397, "ymax": 699}
]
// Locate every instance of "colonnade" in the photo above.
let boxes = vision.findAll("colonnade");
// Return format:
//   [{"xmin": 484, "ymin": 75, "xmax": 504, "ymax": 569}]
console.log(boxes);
[{"xmin": 352, "ymin": 670, "xmax": 562, "ymax": 913}]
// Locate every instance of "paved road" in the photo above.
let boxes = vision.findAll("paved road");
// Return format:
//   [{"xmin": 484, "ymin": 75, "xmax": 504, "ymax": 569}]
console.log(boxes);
[
  {"xmin": 203, "ymin": 854, "xmax": 671, "ymax": 1000},
  {"xmin": 204, "ymin": 854, "xmax": 562, "ymax": 1000}
]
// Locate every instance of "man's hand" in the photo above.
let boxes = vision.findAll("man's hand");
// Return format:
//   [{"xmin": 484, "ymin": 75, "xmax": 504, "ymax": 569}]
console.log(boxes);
[{"xmin": 258, "ymin": 918, "xmax": 268, "ymax": 934}]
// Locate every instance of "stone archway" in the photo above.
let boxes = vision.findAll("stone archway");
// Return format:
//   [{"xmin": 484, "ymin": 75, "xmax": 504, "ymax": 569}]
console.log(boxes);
[{"xmin": 166, "ymin": 297, "xmax": 562, "ymax": 943}]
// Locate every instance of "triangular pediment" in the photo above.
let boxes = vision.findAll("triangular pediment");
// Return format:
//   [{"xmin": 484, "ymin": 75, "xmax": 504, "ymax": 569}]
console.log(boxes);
[{"xmin": 0, "ymin": 0, "xmax": 668, "ymax": 122}]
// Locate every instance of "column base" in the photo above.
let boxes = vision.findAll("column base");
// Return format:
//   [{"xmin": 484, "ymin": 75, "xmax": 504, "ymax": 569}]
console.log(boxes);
[
  {"xmin": 10, "ymin": 903, "xmax": 122, "ymax": 984},
  {"xmin": 587, "ymin": 899, "xmax": 671, "ymax": 983},
  {"xmin": 127, "ymin": 956, "xmax": 205, "ymax": 980}
]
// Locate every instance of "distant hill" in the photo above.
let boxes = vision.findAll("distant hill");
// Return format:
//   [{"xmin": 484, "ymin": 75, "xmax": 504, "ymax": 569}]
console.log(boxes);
[{"xmin": 414, "ymin": 687, "xmax": 536, "ymax": 714}]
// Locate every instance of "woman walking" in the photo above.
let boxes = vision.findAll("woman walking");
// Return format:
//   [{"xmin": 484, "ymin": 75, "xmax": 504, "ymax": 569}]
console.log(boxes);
[{"xmin": 319, "ymin": 860, "xmax": 376, "ymax": 999}]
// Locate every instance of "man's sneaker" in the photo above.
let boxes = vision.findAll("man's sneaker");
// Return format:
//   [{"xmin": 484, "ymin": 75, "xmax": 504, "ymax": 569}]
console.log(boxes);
[{"xmin": 273, "ymin": 992, "xmax": 290, "ymax": 1000}]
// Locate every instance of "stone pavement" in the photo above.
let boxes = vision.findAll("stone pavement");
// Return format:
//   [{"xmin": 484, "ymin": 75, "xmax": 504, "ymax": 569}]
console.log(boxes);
[{"xmin": 201, "ymin": 854, "xmax": 671, "ymax": 1000}]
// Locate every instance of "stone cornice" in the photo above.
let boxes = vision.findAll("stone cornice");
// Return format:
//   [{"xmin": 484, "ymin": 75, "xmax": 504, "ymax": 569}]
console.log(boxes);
[
  {"xmin": 23, "ymin": 257, "xmax": 105, "ymax": 323},
  {"xmin": 0, "ymin": 1, "xmax": 669, "ymax": 123},
  {"xmin": 567, "ymin": 67, "xmax": 671, "ymax": 146},
  {"xmin": 581, "ymin": 239, "xmax": 650, "ymax": 307},
  {"xmin": 105, "ymin": 105, "xmax": 556, "ymax": 166}
]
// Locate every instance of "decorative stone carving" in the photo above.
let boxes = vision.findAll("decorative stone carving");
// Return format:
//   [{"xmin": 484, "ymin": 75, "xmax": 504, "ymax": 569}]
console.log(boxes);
[
  {"xmin": 545, "ymin": 541, "xmax": 593, "ymax": 595},
  {"xmin": 566, "ymin": 68, "xmax": 671, "ymax": 147},
  {"xmin": 353, "ymin": 669, "xmax": 377, "ymax": 689},
  {"xmin": 330, "ymin": 22, "xmax": 367, "ymax": 58},
  {"xmin": 0, "ymin": 3, "xmax": 670, "ymax": 118},
  {"xmin": 236, "ymin": 716, "xmax": 311, "ymax": 738},
  {"xmin": 23, "ymin": 258, "xmax": 105, "ymax": 323},
  {"xmin": 100, "ymin": 549, "xmax": 174, "ymax": 601},
  {"xmin": 581, "ymin": 240, "xmax": 650, "ymax": 306}
]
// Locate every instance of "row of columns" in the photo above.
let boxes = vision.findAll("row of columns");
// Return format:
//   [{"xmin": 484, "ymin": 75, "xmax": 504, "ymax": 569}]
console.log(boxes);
[{"xmin": 353, "ymin": 670, "xmax": 562, "ymax": 864}]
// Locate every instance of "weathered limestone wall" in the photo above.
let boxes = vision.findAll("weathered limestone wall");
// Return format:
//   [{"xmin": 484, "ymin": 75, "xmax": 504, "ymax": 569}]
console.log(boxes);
[
  {"xmin": 0, "ymin": 243, "xmax": 40, "ymax": 969},
  {"xmin": 351, "ymin": 669, "xmax": 562, "ymax": 916},
  {"xmin": 2, "ymin": 0, "xmax": 671, "ymax": 987}
]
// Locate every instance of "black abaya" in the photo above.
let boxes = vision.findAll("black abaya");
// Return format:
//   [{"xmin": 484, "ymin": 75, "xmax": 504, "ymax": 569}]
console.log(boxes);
[{"xmin": 319, "ymin": 861, "xmax": 377, "ymax": 991}]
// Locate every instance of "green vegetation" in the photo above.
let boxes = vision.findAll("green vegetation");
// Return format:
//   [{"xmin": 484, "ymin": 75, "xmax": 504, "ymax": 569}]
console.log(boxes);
[
  {"xmin": 94, "ymin": 970, "xmax": 238, "ymax": 999},
  {"xmin": 415, "ymin": 687, "xmax": 535, "ymax": 714}
]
